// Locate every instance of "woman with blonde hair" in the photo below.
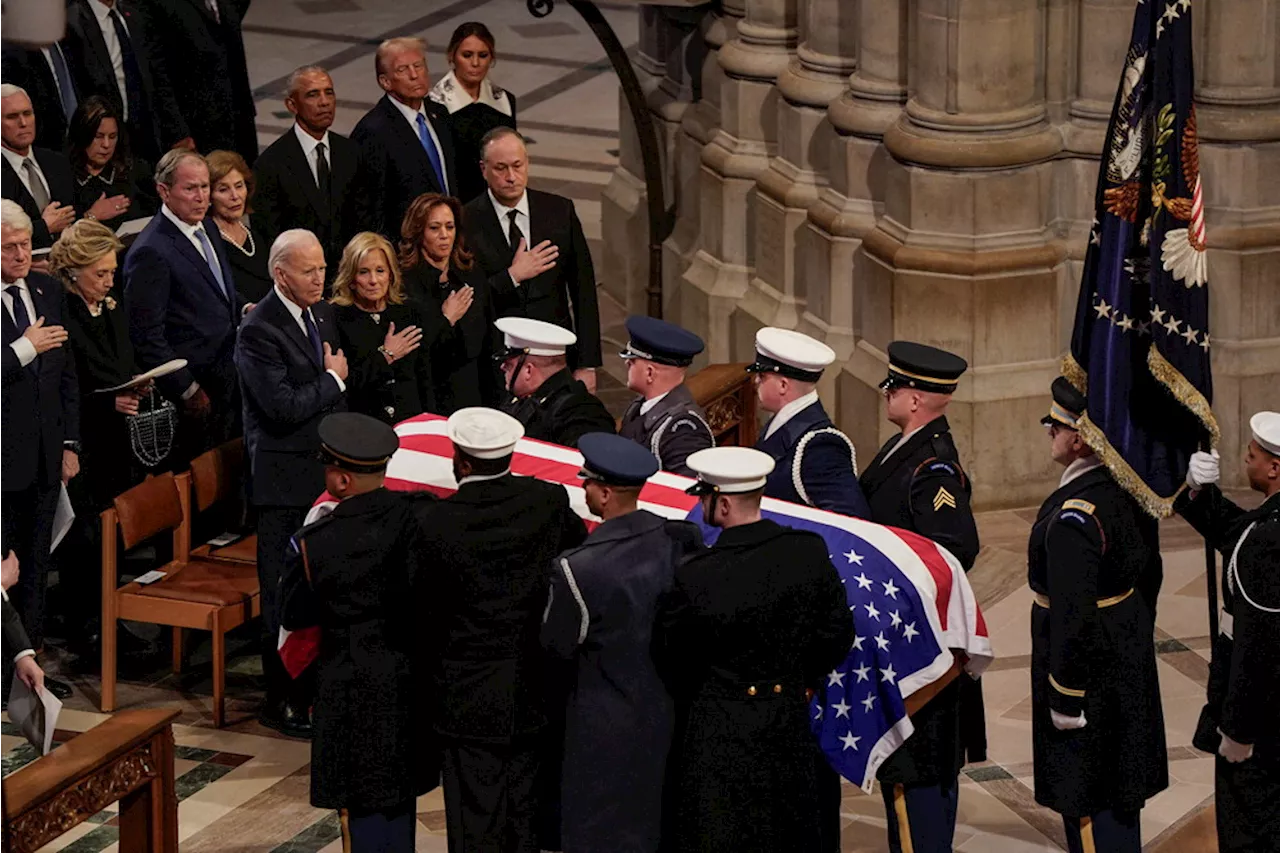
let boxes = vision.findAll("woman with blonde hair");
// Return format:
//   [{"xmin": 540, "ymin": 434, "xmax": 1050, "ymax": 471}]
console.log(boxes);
[{"xmin": 331, "ymin": 231, "xmax": 433, "ymax": 422}]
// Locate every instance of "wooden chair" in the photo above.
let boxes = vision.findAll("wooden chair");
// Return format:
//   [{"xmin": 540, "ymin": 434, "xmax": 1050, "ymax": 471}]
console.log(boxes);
[
  {"xmin": 101, "ymin": 472, "xmax": 260, "ymax": 728},
  {"xmin": 687, "ymin": 362, "xmax": 758, "ymax": 447},
  {"xmin": 188, "ymin": 438, "xmax": 257, "ymax": 567}
]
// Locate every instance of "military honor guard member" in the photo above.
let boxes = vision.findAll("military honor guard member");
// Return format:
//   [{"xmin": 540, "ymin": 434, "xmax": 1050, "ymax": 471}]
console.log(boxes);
[
  {"xmin": 542, "ymin": 433, "xmax": 703, "ymax": 853},
  {"xmin": 859, "ymin": 341, "xmax": 983, "ymax": 853},
  {"xmin": 749, "ymin": 327, "xmax": 871, "ymax": 518},
  {"xmin": 495, "ymin": 316, "xmax": 614, "ymax": 448},
  {"xmin": 657, "ymin": 447, "xmax": 854, "ymax": 852},
  {"xmin": 279, "ymin": 413, "xmax": 437, "ymax": 853},
  {"xmin": 1028, "ymin": 379, "xmax": 1168, "ymax": 853},
  {"xmin": 1179, "ymin": 411, "xmax": 1280, "ymax": 853},
  {"xmin": 416, "ymin": 407, "xmax": 588, "ymax": 853},
  {"xmin": 617, "ymin": 316, "xmax": 714, "ymax": 476}
]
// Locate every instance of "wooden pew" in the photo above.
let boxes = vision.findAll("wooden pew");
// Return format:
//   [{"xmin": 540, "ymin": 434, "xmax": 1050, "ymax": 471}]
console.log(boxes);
[
  {"xmin": 3, "ymin": 707, "xmax": 181, "ymax": 853},
  {"xmin": 686, "ymin": 362, "xmax": 758, "ymax": 447}
]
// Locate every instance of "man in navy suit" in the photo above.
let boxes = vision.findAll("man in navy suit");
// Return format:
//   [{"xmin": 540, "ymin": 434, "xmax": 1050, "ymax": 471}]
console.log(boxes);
[
  {"xmin": 351, "ymin": 37, "xmax": 457, "ymax": 240},
  {"xmin": 1, "ymin": 200, "xmax": 79, "ymax": 700},
  {"xmin": 1, "ymin": 85, "xmax": 78, "ymax": 251},
  {"xmin": 749, "ymin": 327, "xmax": 871, "ymax": 519},
  {"xmin": 125, "ymin": 149, "xmax": 245, "ymax": 463},
  {"xmin": 235, "ymin": 229, "xmax": 347, "ymax": 737}
]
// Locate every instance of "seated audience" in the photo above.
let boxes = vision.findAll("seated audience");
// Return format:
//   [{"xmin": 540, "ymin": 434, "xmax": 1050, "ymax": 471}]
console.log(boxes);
[
  {"xmin": 398, "ymin": 193, "xmax": 496, "ymax": 412},
  {"xmin": 331, "ymin": 231, "xmax": 429, "ymax": 423},
  {"xmin": 66, "ymin": 96, "xmax": 157, "ymax": 232},
  {"xmin": 428, "ymin": 23, "xmax": 516, "ymax": 204},
  {"xmin": 207, "ymin": 149, "xmax": 272, "ymax": 303}
]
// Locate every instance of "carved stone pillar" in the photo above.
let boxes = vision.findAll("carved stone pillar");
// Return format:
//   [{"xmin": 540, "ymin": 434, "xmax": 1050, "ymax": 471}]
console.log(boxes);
[
  {"xmin": 679, "ymin": 0, "xmax": 796, "ymax": 363},
  {"xmin": 1192, "ymin": 0, "xmax": 1280, "ymax": 489}
]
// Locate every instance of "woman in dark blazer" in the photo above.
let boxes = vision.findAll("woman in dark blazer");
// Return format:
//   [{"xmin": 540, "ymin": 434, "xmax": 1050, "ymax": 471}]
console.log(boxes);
[
  {"xmin": 397, "ymin": 192, "xmax": 497, "ymax": 413},
  {"xmin": 330, "ymin": 232, "xmax": 431, "ymax": 423},
  {"xmin": 207, "ymin": 149, "xmax": 273, "ymax": 302},
  {"xmin": 66, "ymin": 96, "xmax": 158, "ymax": 233}
]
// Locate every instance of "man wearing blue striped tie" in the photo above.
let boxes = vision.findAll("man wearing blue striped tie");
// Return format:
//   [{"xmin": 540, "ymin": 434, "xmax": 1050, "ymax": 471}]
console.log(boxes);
[{"xmin": 352, "ymin": 37, "xmax": 459, "ymax": 241}]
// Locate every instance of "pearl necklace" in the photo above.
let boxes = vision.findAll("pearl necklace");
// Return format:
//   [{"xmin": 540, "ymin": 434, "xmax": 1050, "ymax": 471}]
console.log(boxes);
[{"xmin": 219, "ymin": 222, "xmax": 256, "ymax": 257}]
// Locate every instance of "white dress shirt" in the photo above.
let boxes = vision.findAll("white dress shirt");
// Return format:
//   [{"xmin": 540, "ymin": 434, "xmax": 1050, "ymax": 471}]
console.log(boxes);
[
  {"xmin": 293, "ymin": 123, "xmax": 331, "ymax": 187},
  {"xmin": 1059, "ymin": 455, "xmax": 1104, "ymax": 488},
  {"xmin": 160, "ymin": 203, "xmax": 216, "ymax": 260},
  {"xmin": 640, "ymin": 390, "xmax": 670, "ymax": 416},
  {"xmin": 3, "ymin": 278, "xmax": 39, "ymax": 367},
  {"xmin": 387, "ymin": 96, "xmax": 449, "ymax": 194},
  {"xmin": 90, "ymin": 0, "xmax": 130, "ymax": 121},
  {"xmin": 1, "ymin": 147, "xmax": 51, "ymax": 206},
  {"xmin": 274, "ymin": 285, "xmax": 346, "ymax": 393},
  {"xmin": 763, "ymin": 389, "xmax": 819, "ymax": 440},
  {"xmin": 489, "ymin": 188, "xmax": 530, "ymax": 248}
]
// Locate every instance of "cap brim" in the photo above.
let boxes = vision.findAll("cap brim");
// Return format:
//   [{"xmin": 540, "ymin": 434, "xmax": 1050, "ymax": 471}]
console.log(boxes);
[{"xmin": 684, "ymin": 481, "xmax": 717, "ymax": 497}]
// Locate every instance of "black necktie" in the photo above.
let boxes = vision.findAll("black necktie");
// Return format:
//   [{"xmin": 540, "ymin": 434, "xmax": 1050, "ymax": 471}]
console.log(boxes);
[
  {"xmin": 109, "ymin": 9, "xmax": 145, "ymax": 125},
  {"xmin": 315, "ymin": 141, "xmax": 331, "ymax": 198},
  {"xmin": 304, "ymin": 309, "xmax": 323, "ymax": 364},
  {"xmin": 6, "ymin": 283, "xmax": 32, "ymax": 334},
  {"xmin": 507, "ymin": 209, "xmax": 523, "ymax": 250}
]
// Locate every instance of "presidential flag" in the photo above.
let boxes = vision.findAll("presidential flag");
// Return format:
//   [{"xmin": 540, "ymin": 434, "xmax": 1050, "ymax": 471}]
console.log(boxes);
[
  {"xmin": 287, "ymin": 414, "xmax": 994, "ymax": 790},
  {"xmin": 1066, "ymin": 0, "xmax": 1218, "ymax": 517}
]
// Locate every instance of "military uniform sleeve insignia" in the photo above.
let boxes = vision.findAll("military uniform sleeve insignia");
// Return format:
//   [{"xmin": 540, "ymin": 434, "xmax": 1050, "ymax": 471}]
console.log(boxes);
[
  {"xmin": 932, "ymin": 486, "xmax": 957, "ymax": 511},
  {"xmin": 1062, "ymin": 499, "xmax": 1096, "ymax": 515}
]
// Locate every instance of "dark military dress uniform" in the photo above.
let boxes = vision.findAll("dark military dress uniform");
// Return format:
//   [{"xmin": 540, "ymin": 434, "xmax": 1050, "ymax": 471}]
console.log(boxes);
[
  {"xmin": 542, "ymin": 434, "xmax": 704, "ymax": 853},
  {"xmin": 502, "ymin": 367, "xmax": 614, "ymax": 448},
  {"xmin": 1178, "ymin": 483, "xmax": 1280, "ymax": 852},
  {"xmin": 617, "ymin": 316, "xmax": 714, "ymax": 477},
  {"xmin": 858, "ymin": 343, "xmax": 984, "ymax": 853},
  {"xmin": 278, "ymin": 414, "xmax": 436, "ymax": 852},
  {"xmin": 659, "ymin": 445, "xmax": 854, "ymax": 853}
]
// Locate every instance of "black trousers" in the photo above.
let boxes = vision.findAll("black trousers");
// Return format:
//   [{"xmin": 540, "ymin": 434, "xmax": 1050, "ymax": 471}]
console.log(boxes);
[
  {"xmin": 256, "ymin": 505, "xmax": 309, "ymax": 705},
  {"xmin": 340, "ymin": 800, "xmax": 416, "ymax": 853},
  {"xmin": 1216, "ymin": 755, "xmax": 1280, "ymax": 852},
  {"xmin": 2, "ymin": 479, "xmax": 61, "ymax": 651},
  {"xmin": 441, "ymin": 737, "xmax": 540, "ymax": 853}
]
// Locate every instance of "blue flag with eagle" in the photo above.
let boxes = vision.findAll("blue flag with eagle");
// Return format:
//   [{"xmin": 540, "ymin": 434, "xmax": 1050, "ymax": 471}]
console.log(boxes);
[{"xmin": 1065, "ymin": 0, "xmax": 1218, "ymax": 518}]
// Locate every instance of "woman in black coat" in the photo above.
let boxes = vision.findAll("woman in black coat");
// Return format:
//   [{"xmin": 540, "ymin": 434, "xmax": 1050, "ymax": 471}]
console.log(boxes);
[
  {"xmin": 66, "ymin": 96, "xmax": 158, "ymax": 232},
  {"xmin": 397, "ymin": 193, "xmax": 498, "ymax": 413},
  {"xmin": 330, "ymin": 232, "xmax": 431, "ymax": 423}
]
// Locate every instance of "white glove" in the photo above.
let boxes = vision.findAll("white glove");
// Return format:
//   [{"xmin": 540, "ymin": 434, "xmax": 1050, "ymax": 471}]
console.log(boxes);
[
  {"xmin": 1051, "ymin": 709, "xmax": 1087, "ymax": 731},
  {"xmin": 1186, "ymin": 450, "xmax": 1220, "ymax": 489},
  {"xmin": 1218, "ymin": 731, "xmax": 1253, "ymax": 763}
]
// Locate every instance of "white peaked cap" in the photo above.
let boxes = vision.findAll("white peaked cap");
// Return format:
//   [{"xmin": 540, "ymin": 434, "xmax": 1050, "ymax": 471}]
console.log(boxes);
[
  {"xmin": 495, "ymin": 317, "xmax": 576, "ymax": 357},
  {"xmin": 1251, "ymin": 411, "xmax": 1280, "ymax": 456},
  {"xmin": 447, "ymin": 407, "xmax": 524, "ymax": 459},
  {"xmin": 755, "ymin": 327, "xmax": 836, "ymax": 373},
  {"xmin": 684, "ymin": 447, "xmax": 776, "ymax": 494}
]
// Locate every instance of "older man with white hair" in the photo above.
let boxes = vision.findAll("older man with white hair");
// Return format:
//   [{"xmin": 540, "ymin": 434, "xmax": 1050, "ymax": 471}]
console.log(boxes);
[
  {"xmin": 1, "ymin": 199, "xmax": 78, "ymax": 701},
  {"xmin": 0, "ymin": 83, "xmax": 77, "ymax": 250},
  {"xmin": 235, "ymin": 228, "xmax": 347, "ymax": 737}
]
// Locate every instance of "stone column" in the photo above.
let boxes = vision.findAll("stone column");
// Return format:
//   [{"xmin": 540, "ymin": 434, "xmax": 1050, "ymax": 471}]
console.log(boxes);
[
  {"xmin": 679, "ymin": 0, "xmax": 797, "ymax": 362},
  {"xmin": 855, "ymin": 0, "xmax": 1067, "ymax": 508},
  {"xmin": 1192, "ymin": 0, "xmax": 1280, "ymax": 488}
]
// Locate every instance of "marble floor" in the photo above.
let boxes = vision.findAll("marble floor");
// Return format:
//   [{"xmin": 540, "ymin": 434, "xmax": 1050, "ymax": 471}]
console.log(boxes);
[{"xmin": 2, "ymin": 1, "xmax": 1231, "ymax": 850}]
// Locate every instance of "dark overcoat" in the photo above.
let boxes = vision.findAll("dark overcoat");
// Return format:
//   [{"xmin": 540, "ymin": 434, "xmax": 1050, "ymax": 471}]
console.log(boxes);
[
  {"xmin": 1028, "ymin": 465, "xmax": 1168, "ymax": 817},
  {"xmin": 542, "ymin": 510, "xmax": 703, "ymax": 853},
  {"xmin": 280, "ymin": 488, "xmax": 439, "ymax": 811},
  {"xmin": 756, "ymin": 399, "xmax": 871, "ymax": 519},
  {"xmin": 656, "ymin": 519, "xmax": 854, "ymax": 853},
  {"xmin": 501, "ymin": 368, "xmax": 614, "ymax": 449},
  {"xmin": 617, "ymin": 384, "xmax": 713, "ymax": 477}
]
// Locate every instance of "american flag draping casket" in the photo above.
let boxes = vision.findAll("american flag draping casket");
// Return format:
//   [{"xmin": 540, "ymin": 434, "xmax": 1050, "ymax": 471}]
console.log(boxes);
[{"xmin": 284, "ymin": 413, "xmax": 994, "ymax": 792}]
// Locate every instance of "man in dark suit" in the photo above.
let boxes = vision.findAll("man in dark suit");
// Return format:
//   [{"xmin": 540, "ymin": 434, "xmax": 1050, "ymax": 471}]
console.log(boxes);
[
  {"xmin": 414, "ymin": 407, "xmax": 586, "ymax": 852},
  {"xmin": 62, "ymin": 0, "xmax": 193, "ymax": 164},
  {"xmin": 1, "ymin": 85, "xmax": 77, "ymax": 251},
  {"xmin": 138, "ymin": 0, "xmax": 256, "ymax": 162},
  {"xmin": 235, "ymin": 228, "xmax": 347, "ymax": 737},
  {"xmin": 1, "ymin": 200, "xmax": 79, "ymax": 700},
  {"xmin": 351, "ymin": 37, "xmax": 456, "ymax": 240},
  {"xmin": 0, "ymin": 40, "xmax": 80, "ymax": 150},
  {"xmin": 463, "ymin": 127, "xmax": 601, "ymax": 392},
  {"xmin": 124, "ymin": 150, "xmax": 245, "ymax": 462},
  {"xmin": 3, "ymin": 551, "xmax": 48, "ymax": 704},
  {"xmin": 254, "ymin": 66, "xmax": 372, "ymax": 277}
]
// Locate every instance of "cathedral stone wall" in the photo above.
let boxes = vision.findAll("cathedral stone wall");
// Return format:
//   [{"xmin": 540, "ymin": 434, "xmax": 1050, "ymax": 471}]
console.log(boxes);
[{"xmin": 602, "ymin": 0, "xmax": 1280, "ymax": 508}]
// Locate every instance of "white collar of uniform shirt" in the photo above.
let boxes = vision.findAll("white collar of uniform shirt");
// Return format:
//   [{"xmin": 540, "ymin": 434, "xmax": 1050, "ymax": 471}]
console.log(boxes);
[{"xmin": 763, "ymin": 389, "xmax": 819, "ymax": 441}]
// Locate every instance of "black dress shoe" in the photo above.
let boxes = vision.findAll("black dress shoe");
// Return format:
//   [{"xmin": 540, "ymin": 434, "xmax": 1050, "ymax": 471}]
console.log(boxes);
[
  {"xmin": 43, "ymin": 677, "xmax": 74, "ymax": 700},
  {"xmin": 258, "ymin": 700, "xmax": 313, "ymax": 739}
]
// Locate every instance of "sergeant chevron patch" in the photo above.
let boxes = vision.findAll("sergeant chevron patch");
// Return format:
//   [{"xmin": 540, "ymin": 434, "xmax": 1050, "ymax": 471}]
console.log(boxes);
[{"xmin": 933, "ymin": 486, "xmax": 957, "ymax": 511}]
